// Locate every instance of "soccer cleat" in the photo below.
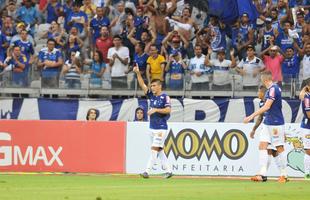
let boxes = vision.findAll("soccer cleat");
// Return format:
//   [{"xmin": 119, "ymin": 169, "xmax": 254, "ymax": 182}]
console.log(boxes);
[
  {"xmin": 305, "ymin": 174, "xmax": 310, "ymax": 180},
  {"xmin": 140, "ymin": 172, "xmax": 149, "ymax": 179},
  {"xmin": 250, "ymin": 175, "xmax": 267, "ymax": 182},
  {"xmin": 163, "ymin": 172, "xmax": 173, "ymax": 179},
  {"xmin": 278, "ymin": 176, "xmax": 288, "ymax": 183}
]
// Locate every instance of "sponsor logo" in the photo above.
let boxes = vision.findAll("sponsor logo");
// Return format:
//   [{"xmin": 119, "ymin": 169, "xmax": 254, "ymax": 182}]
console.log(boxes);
[
  {"xmin": 164, "ymin": 128, "xmax": 248, "ymax": 161},
  {"xmin": 0, "ymin": 132, "xmax": 63, "ymax": 167}
]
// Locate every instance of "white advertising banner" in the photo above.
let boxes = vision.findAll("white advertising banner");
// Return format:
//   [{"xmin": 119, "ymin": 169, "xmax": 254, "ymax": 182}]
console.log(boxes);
[{"xmin": 126, "ymin": 122, "xmax": 305, "ymax": 177}]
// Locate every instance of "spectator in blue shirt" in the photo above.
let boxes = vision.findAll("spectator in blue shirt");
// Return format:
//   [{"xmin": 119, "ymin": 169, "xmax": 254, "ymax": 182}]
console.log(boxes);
[
  {"xmin": 37, "ymin": 38, "xmax": 64, "ymax": 88},
  {"xmin": 12, "ymin": 30, "xmax": 34, "ymax": 65},
  {"xmin": 85, "ymin": 50, "xmax": 106, "ymax": 88},
  {"xmin": 4, "ymin": 45, "xmax": 29, "ymax": 87},
  {"xmin": 90, "ymin": 7, "xmax": 110, "ymax": 48},
  {"xmin": 67, "ymin": 2, "xmax": 88, "ymax": 38},
  {"xmin": 65, "ymin": 34, "xmax": 83, "ymax": 60},
  {"xmin": 281, "ymin": 47, "xmax": 301, "ymax": 84},
  {"xmin": 165, "ymin": 49, "xmax": 187, "ymax": 90},
  {"xmin": 62, "ymin": 0, "xmax": 73, "ymax": 32},
  {"xmin": 43, "ymin": 0, "xmax": 63, "ymax": 24},
  {"xmin": 0, "ymin": 28, "xmax": 8, "ymax": 63},
  {"xmin": 133, "ymin": 42, "xmax": 148, "ymax": 80},
  {"xmin": 16, "ymin": 0, "xmax": 40, "ymax": 35},
  {"xmin": 276, "ymin": 21, "xmax": 302, "ymax": 52}
]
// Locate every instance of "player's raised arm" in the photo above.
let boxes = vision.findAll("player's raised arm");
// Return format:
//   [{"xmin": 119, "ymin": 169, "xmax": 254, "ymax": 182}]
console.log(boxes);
[{"xmin": 133, "ymin": 65, "xmax": 148, "ymax": 94}]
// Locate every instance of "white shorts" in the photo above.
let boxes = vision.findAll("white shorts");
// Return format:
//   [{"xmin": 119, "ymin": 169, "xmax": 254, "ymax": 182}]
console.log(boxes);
[
  {"xmin": 149, "ymin": 129, "xmax": 168, "ymax": 148},
  {"xmin": 259, "ymin": 124, "xmax": 285, "ymax": 147},
  {"xmin": 301, "ymin": 128, "xmax": 310, "ymax": 150}
]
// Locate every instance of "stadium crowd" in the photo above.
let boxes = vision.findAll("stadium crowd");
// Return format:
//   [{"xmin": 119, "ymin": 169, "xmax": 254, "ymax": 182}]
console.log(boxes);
[{"xmin": 0, "ymin": 0, "xmax": 309, "ymax": 92}]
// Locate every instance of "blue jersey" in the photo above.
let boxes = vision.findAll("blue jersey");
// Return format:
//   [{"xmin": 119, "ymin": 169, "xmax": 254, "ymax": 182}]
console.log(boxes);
[
  {"xmin": 38, "ymin": 47, "xmax": 62, "ymax": 77},
  {"xmin": 259, "ymin": 100, "xmax": 266, "ymax": 118},
  {"xmin": 262, "ymin": 27, "xmax": 275, "ymax": 51},
  {"xmin": 90, "ymin": 16, "xmax": 110, "ymax": 43},
  {"xmin": 67, "ymin": 43, "xmax": 80, "ymax": 59},
  {"xmin": 134, "ymin": 16, "xmax": 147, "ymax": 40},
  {"xmin": 68, "ymin": 11, "xmax": 87, "ymax": 33},
  {"xmin": 290, "ymin": 0, "xmax": 310, "ymax": 7},
  {"xmin": 263, "ymin": 84, "xmax": 284, "ymax": 125},
  {"xmin": 282, "ymin": 54, "xmax": 300, "ymax": 76},
  {"xmin": 7, "ymin": 54, "xmax": 28, "ymax": 86},
  {"xmin": 133, "ymin": 53, "xmax": 148, "ymax": 73},
  {"xmin": 147, "ymin": 90, "xmax": 171, "ymax": 130},
  {"xmin": 63, "ymin": 4, "xmax": 73, "ymax": 32},
  {"xmin": 13, "ymin": 40, "xmax": 34, "ymax": 61},
  {"xmin": 46, "ymin": 3, "xmax": 62, "ymax": 23},
  {"xmin": 0, "ymin": 31, "xmax": 7, "ymax": 62},
  {"xmin": 238, "ymin": 24, "xmax": 254, "ymax": 44},
  {"xmin": 276, "ymin": 32, "xmax": 294, "ymax": 52},
  {"xmin": 301, "ymin": 93, "xmax": 310, "ymax": 129},
  {"xmin": 16, "ymin": 6, "xmax": 39, "ymax": 25},
  {"xmin": 167, "ymin": 46, "xmax": 187, "ymax": 58},
  {"xmin": 169, "ymin": 61, "xmax": 184, "ymax": 74}
]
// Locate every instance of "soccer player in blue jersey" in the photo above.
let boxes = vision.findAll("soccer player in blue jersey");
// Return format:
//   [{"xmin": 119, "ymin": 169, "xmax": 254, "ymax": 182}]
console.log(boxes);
[
  {"xmin": 250, "ymin": 85, "xmax": 283, "ymax": 182},
  {"xmin": 244, "ymin": 71, "xmax": 288, "ymax": 183},
  {"xmin": 133, "ymin": 65, "xmax": 172, "ymax": 179},
  {"xmin": 299, "ymin": 77, "xmax": 310, "ymax": 180}
]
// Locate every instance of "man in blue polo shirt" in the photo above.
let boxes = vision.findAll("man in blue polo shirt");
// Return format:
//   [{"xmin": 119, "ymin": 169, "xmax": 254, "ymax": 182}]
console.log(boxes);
[{"xmin": 38, "ymin": 38, "xmax": 63, "ymax": 88}]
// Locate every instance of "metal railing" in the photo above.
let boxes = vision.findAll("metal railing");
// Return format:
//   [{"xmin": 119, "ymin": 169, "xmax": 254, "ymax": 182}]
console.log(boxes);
[{"xmin": 0, "ymin": 69, "xmax": 301, "ymax": 99}]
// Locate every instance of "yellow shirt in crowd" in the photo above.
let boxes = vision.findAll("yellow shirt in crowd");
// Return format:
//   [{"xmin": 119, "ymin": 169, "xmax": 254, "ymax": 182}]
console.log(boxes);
[{"xmin": 147, "ymin": 55, "xmax": 166, "ymax": 81}]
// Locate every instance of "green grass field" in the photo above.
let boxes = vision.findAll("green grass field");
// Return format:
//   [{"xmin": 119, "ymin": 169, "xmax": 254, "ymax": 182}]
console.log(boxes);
[{"xmin": 0, "ymin": 174, "xmax": 309, "ymax": 200}]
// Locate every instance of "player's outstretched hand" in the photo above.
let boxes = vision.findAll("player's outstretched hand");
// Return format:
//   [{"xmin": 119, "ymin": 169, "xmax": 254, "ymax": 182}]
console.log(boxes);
[
  {"xmin": 147, "ymin": 108, "xmax": 156, "ymax": 116},
  {"xmin": 250, "ymin": 130, "xmax": 255, "ymax": 139},
  {"xmin": 243, "ymin": 116, "xmax": 252, "ymax": 124}
]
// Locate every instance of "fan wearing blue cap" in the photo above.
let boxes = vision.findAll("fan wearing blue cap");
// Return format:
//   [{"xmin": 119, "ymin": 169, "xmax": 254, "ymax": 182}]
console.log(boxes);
[{"xmin": 165, "ymin": 49, "xmax": 187, "ymax": 90}]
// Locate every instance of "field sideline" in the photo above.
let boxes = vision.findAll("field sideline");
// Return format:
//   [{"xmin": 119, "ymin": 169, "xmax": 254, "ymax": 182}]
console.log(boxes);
[{"xmin": 0, "ymin": 174, "xmax": 309, "ymax": 200}]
